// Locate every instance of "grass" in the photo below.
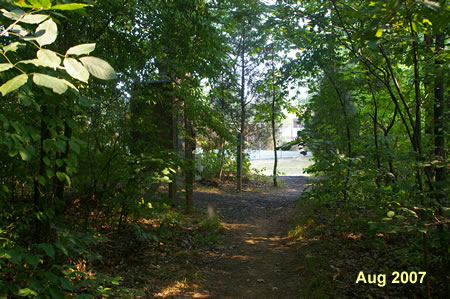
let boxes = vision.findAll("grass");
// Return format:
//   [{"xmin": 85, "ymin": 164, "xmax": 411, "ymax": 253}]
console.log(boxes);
[{"xmin": 250, "ymin": 156, "xmax": 313, "ymax": 176}]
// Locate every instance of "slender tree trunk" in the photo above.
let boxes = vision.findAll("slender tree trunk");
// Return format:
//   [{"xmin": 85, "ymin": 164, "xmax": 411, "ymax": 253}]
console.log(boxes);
[
  {"xmin": 434, "ymin": 33, "xmax": 446, "ymax": 195},
  {"xmin": 237, "ymin": 30, "xmax": 246, "ymax": 192},
  {"xmin": 367, "ymin": 79, "xmax": 381, "ymax": 170},
  {"xmin": 168, "ymin": 102, "xmax": 178, "ymax": 204},
  {"xmin": 322, "ymin": 67, "xmax": 352, "ymax": 157},
  {"xmin": 218, "ymin": 138, "xmax": 225, "ymax": 180},
  {"xmin": 184, "ymin": 102, "xmax": 195, "ymax": 214},
  {"xmin": 322, "ymin": 67, "xmax": 352, "ymax": 201},
  {"xmin": 157, "ymin": 58, "xmax": 179, "ymax": 204},
  {"xmin": 434, "ymin": 32, "xmax": 448, "ymax": 292},
  {"xmin": 271, "ymin": 49, "xmax": 278, "ymax": 187},
  {"xmin": 218, "ymin": 89, "xmax": 226, "ymax": 180}
]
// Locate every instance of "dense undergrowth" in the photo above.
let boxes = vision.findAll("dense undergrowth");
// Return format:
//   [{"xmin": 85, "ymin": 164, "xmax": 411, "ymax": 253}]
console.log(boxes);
[{"xmin": 290, "ymin": 172, "xmax": 448, "ymax": 298}]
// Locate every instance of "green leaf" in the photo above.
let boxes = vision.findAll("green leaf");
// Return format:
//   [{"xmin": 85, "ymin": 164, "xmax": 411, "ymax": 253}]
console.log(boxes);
[
  {"xmin": 387, "ymin": 211, "xmax": 395, "ymax": 218},
  {"xmin": 51, "ymin": 3, "xmax": 90, "ymax": 10},
  {"xmin": 0, "ymin": 74, "xmax": 28, "ymax": 96},
  {"xmin": 24, "ymin": 253, "xmax": 40, "ymax": 268},
  {"xmin": 43, "ymin": 139, "xmax": 52, "ymax": 153},
  {"xmin": 43, "ymin": 156, "xmax": 50, "ymax": 166},
  {"xmin": 8, "ymin": 150, "xmax": 18, "ymax": 157},
  {"xmin": 63, "ymin": 58, "xmax": 89, "ymax": 82},
  {"xmin": 2, "ymin": 185, "xmax": 9, "ymax": 193},
  {"xmin": 418, "ymin": 227, "xmax": 428, "ymax": 233},
  {"xmin": 54, "ymin": 241, "xmax": 68, "ymax": 256},
  {"xmin": 375, "ymin": 29, "xmax": 383, "ymax": 38},
  {"xmin": 38, "ymin": 243, "xmax": 55, "ymax": 258},
  {"xmin": 46, "ymin": 169, "xmax": 54, "ymax": 178},
  {"xmin": 79, "ymin": 56, "xmax": 117, "ymax": 80},
  {"xmin": 2, "ymin": 41, "xmax": 25, "ymax": 53},
  {"xmin": 59, "ymin": 277, "xmax": 74, "ymax": 291},
  {"xmin": 56, "ymin": 172, "xmax": 71, "ymax": 186},
  {"xmin": 34, "ymin": 0, "xmax": 52, "ymax": 8},
  {"xmin": 111, "ymin": 276, "xmax": 122, "ymax": 285},
  {"xmin": 37, "ymin": 175, "xmax": 46, "ymax": 185},
  {"xmin": 37, "ymin": 49, "xmax": 61, "ymax": 69},
  {"xmin": 56, "ymin": 159, "xmax": 64, "ymax": 167},
  {"xmin": 48, "ymin": 286, "xmax": 65, "ymax": 299},
  {"xmin": 14, "ymin": 0, "xmax": 51, "ymax": 8},
  {"xmin": 35, "ymin": 18, "xmax": 58, "ymax": 47},
  {"xmin": 43, "ymin": 271, "xmax": 59, "ymax": 284},
  {"xmin": 0, "ymin": 64, "xmax": 14, "ymax": 72},
  {"xmin": 422, "ymin": 18, "xmax": 432, "ymax": 26},
  {"xmin": 18, "ymin": 288, "xmax": 38, "ymax": 296},
  {"xmin": 69, "ymin": 140, "xmax": 80, "ymax": 154},
  {"xmin": 33, "ymin": 73, "xmax": 67, "ymax": 94},
  {"xmin": 19, "ymin": 148, "xmax": 31, "ymax": 161},
  {"xmin": 55, "ymin": 140, "xmax": 66, "ymax": 153},
  {"xmin": 66, "ymin": 43, "xmax": 96, "ymax": 56}
]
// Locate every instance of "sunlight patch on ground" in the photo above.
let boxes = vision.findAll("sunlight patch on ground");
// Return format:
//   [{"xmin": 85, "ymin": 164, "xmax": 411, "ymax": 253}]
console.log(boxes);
[
  {"xmin": 223, "ymin": 223, "xmax": 258, "ymax": 231},
  {"xmin": 230, "ymin": 254, "xmax": 250, "ymax": 260},
  {"xmin": 153, "ymin": 281, "xmax": 210, "ymax": 298}
]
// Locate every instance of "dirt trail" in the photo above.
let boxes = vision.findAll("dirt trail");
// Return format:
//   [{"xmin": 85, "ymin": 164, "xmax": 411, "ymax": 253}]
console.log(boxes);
[{"xmin": 192, "ymin": 176, "xmax": 309, "ymax": 298}]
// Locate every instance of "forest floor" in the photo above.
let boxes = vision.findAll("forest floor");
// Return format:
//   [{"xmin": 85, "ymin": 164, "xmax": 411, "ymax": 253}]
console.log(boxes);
[
  {"xmin": 186, "ymin": 176, "xmax": 309, "ymax": 298},
  {"xmin": 94, "ymin": 176, "xmax": 435, "ymax": 298}
]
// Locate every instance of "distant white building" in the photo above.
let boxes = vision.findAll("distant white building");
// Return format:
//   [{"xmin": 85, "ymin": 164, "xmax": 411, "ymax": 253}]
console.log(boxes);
[{"xmin": 279, "ymin": 112, "xmax": 303, "ymax": 144}]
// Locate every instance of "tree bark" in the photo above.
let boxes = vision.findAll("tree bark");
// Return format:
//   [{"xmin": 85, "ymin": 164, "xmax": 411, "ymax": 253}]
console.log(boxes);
[
  {"xmin": 237, "ymin": 29, "xmax": 246, "ymax": 192},
  {"xmin": 271, "ymin": 48, "xmax": 278, "ymax": 187},
  {"xmin": 184, "ymin": 102, "xmax": 195, "ymax": 214}
]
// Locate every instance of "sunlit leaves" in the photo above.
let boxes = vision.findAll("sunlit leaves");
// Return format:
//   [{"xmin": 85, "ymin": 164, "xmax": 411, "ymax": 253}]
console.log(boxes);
[
  {"xmin": 9, "ymin": 24, "xmax": 29, "ymax": 36},
  {"xmin": 420, "ymin": 0, "xmax": 440, "ymax": 11},
  {"xmin": 51, "ymin": 3, "xmax": 90, "ymax": 10},
  {"xmin": 66, "ymin": 43, "xmax": 96, "ymax": 56},
  {"xmin": 35, "ymin": 18, "xmax": 57, "ymax": 46},
  {"xmin": 13, "ymin": 0, "xmax": 51, "ymax": 9},
  {"xmin": 375, "ymin": 29, "xmax": 383, "ymax": 38},
  {"xmin": 37, "ymin": 49, "xmax": 61, "ymax": 69},
  {"xmin": 12, "ymin": 0, "xmax": 89, "ymax": 10},
  {"xmin": 32, "ymin": 73, "xmax": 77, "ymax": 94},
  {"xmin": 0, "ymin": 63, "xmax": 14, "ymax": 72},
  {"xmin": 63, "ymin": 58, "xmax": 89, "ymax": 82},
  {"xmin": 0, "ymin": 74, "xmax": 28, "ymax": 96},
  {"xmin": 2, "ymin": 42, "xmax": 25, "ymax": 53},
  {"xmin": 79, "ymin": 56, "xmax": 117, "ymax": 80},
  {"xmin": 1, "ymin": 8, "xmax": 49, "ymax": 24}
]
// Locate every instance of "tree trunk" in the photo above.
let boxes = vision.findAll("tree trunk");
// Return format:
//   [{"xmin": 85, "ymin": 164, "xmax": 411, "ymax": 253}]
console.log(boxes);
[
  {"xmin": 168, "ymin": 102, "xmax": 178, "ymax": 204},
  {"xmin": 237, "ymin": 29, "xmax": 246, "ymax": 192},
  {"xmin": 367, "ymin": 78, "xmax": 381, "ymax": 170},
  {"xmin": 184, "ymin": 102, "xmax": 195, "ymax": 214},
  {"xmin": 434, "ymin": 32, "xmax": 448, "ymax": 291},
  {"xmin": 218, "ymin": 138, "xmax": 225, "ymax": 180},
  {"xmin": 271, "ymin": 49, "xmax": 278, "ymax": 187}
]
